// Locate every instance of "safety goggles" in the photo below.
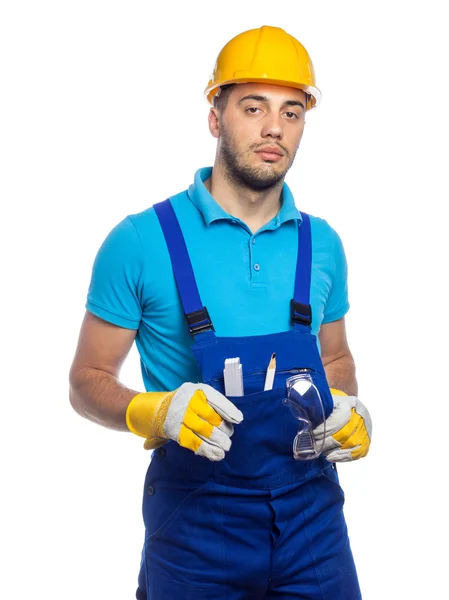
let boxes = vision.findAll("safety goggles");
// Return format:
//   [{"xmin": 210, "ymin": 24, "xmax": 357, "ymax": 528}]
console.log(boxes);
[{"xmin": 284, "ymin": 372, "xmax": 327, "ymax": 460}]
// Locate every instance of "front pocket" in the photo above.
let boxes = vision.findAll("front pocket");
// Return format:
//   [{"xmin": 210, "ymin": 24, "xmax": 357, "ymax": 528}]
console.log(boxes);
[
  {"xmin": 212, "ymin": 388, "xmax": 308, "ymax": 487},
  {"xmin": 143, "ymin": 479, "xmax": 226, "ymax": 587},
  {"xmin": 210, "ymin": 368, "xmax": 315, "ymax": 396},
  {"xmin": 144, "ymin": 479, "xmax": 215, "ymax": 541}
]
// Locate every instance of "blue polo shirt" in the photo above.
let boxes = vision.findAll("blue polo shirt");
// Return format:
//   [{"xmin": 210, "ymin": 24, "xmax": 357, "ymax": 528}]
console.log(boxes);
[{"xmin": 86, "ymin": 167, "xmax": 349, "ymax": 392}]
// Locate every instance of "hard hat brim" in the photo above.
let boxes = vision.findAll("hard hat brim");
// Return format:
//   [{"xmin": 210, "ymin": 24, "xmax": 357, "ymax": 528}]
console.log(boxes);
[{"xmin": 205, "ymin": 78, "xmax": 322, "ymax": 110}]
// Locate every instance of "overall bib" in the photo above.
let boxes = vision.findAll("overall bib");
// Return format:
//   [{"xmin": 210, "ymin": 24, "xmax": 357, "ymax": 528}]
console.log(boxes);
[{"xmin": 136, "ymin": 199, "xmax": 361, "ymax": 600}]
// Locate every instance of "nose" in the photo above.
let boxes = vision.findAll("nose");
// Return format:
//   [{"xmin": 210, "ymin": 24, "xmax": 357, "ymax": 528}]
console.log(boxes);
[{"xmin": 260, "ymin": 112, "xmax": 283, "ymax": 140}]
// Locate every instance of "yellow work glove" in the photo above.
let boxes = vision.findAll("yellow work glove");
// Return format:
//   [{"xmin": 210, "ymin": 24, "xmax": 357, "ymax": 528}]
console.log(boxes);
[
  {"xmin": 313, "ymin": 388, "xmax": 372, "ymax": 462},
  {"xmin": 126, "ymin": 383, "xmax": 244, "ymax": 461}
]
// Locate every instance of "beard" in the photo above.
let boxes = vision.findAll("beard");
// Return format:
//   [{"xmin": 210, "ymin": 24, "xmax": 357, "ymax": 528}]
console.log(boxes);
[{"xmin": 219, "ymin": 125, "xmax": 295, "ymax": 191}]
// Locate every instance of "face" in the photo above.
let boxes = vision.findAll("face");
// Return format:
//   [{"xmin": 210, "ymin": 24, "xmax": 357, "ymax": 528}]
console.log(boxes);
[{"xmin": 210, "ymin": 82, "xmax": 307, "ymax": 191}]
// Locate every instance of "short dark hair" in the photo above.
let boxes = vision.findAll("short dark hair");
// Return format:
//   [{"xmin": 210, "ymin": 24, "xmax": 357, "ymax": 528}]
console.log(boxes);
[{"xmin": 212, "ymin": 84, "xmax": 236, "ymax": 111}]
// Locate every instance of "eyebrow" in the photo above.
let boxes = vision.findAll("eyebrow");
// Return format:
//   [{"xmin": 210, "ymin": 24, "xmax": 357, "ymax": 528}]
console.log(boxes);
[{"xmin": 237, "ymin": 94, "xmax": 305, "ymax": 110}]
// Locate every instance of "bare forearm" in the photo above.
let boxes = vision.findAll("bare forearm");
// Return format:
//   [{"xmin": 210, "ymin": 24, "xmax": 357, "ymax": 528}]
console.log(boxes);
[
  {"xmin": 324, "ymin": 352, "xmax": 358, "ymax": 396},
  {"xmin": 69, "ymin": 368, "xmax": 140, "ymax": 431}
]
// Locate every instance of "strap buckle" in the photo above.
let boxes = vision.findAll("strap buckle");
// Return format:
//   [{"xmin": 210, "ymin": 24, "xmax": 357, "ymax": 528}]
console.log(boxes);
[
  {"xmin": 185, "ymin": 307, "xmax": 215, "ymax": 335},
  {"xmin": 291, "ymin": 300, "xmax": 312, "ymax": 326}
]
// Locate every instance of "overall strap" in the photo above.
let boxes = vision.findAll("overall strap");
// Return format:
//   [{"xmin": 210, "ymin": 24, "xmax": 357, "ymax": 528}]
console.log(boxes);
[
  {"xmin": 153, "ymin": 199, "xmax": 215, "ymax": 339},
  {"xmin": 291, "ymin": 212, "xmax": 313, "ymax": 331}
]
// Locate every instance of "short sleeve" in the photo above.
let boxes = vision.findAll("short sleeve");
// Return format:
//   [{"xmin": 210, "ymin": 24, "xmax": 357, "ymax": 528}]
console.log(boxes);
[
  {"xmin": 321, "ymin": 227, "xmax": 350, "ymax": 324},
  {"xmin": 86, "ymin": 216, "xmax": 144, "ymax": 329}
]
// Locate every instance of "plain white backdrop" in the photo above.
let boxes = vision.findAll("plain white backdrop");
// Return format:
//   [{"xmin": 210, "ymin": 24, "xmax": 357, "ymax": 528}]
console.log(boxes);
[{"xmin": 1, "ymin": 1, "xmax": 448, "ymax": 598}]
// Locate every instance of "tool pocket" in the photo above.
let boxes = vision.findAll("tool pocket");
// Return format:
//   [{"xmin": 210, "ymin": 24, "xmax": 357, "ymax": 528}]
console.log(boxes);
[
  {"xmin": 143, "ymin": 463, "xmax": 216, "ymax": 542},
  {"xmin": 212, "ymin": 386, "xmax": 313, "ymax": 489},
  {"xmin": 143, "ymin": 469, "xmax": 225, "ymax": 584}
]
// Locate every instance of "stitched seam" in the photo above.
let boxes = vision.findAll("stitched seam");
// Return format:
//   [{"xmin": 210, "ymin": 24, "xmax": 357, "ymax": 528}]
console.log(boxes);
[
  {"xmin": 223, "ymin": 486, "xmax": 228, "ymax": 600},
  {"xmin": 300, "ymin": 484, "xmax": 326, "ymax": 600},
  {"xmin": 87, "ymin": 299, "xmax": 140, "ymax": 326},
  {"xmin": 127, "ymin": 215, "xmax": 147, "ymax": 305},
  {"xmin": 153, "ymin": 391, "xmax": 176, "ymax": 437}
]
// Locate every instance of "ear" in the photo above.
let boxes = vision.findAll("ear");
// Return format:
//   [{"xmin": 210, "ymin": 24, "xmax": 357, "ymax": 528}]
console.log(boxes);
[{"xmin": 208, "ymin": 108, "xmax": 220, "ymax": 139}]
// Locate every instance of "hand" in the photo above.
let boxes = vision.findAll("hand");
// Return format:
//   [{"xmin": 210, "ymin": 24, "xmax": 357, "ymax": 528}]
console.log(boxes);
[
  {"xmin": 126, "ymin": 383, "xmax": 244, "ymax": 461},
  {"xmin": 313, "ymin": 388, "xmax": 372, "ymax": 462}
]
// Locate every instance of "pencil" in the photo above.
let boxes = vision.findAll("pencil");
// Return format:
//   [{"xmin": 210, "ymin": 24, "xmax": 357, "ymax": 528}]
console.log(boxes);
[{"xmin": 264, "ymin": 352, "xmax": 276, "ymax": 391}]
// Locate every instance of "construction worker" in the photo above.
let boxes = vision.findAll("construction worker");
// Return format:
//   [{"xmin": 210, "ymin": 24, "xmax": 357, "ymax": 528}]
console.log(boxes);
[{"xmin": 69, "ymin": 25, "xmax": 372, "ymax": 599}]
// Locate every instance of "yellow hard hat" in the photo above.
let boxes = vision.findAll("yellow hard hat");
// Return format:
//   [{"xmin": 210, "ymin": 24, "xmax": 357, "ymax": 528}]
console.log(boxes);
[{"xmin": 205, "ymin": 25, "xmax": 321, "ymax": 111}]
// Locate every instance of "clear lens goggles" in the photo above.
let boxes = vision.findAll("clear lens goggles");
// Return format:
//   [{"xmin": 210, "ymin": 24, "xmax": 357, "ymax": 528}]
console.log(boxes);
[{"xmin": 284, "ymin": 372, "xmax": 327, "ymax": 460}]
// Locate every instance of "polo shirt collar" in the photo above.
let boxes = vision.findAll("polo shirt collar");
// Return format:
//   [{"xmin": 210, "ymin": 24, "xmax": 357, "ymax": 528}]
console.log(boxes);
[{"xmin": 187, "ymin": 167, "xmax": 302, "ymax": 227}]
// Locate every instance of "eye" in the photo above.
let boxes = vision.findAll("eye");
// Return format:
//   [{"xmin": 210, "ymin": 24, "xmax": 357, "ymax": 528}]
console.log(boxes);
[
  {"xmin": 285, "ymin": 111, "xmax": 299, "ymax": 119},
  {"xmin": 246, "ymin": 107, "xmax": 261, "ymax": 114}
]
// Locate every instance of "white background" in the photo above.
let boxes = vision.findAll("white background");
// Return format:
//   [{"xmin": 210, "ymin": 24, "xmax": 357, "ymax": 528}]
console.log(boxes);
[{"xmin": 1, "ymin": 1, "xmax": 448, "ymax": 598}]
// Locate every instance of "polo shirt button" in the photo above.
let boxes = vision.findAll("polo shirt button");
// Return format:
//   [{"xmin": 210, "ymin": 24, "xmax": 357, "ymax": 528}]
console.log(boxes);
[
  {"xmin": 252, "ymin": 239, "xmax": 256, "ymax": 245},
  {"xmin": 147, "ymin": 485, "xmax": 155, "ymax": 495},
  {"xmin": 254, "ymin": 263, "xmax": 260, "ymax": 271}
]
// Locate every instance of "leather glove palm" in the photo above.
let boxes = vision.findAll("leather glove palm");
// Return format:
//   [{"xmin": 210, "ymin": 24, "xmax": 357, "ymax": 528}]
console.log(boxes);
[
  {"xmin": 126, "ymin": 383, "xmax": 243, "ymax": 461},
  {"xmin": 313, "ymin": 388, "xmax": 372, "ymax": 462}
]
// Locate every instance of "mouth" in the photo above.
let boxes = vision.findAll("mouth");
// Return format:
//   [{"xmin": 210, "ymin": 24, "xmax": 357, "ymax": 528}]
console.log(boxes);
[{"xmin": 255, "ymin": 147, "xmax": 284, "ymax": 162}]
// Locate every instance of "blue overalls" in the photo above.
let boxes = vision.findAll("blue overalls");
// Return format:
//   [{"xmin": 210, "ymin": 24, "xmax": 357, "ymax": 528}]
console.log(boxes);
[{"xmin": 136, "ymin": 199, "xmax": 362, "ymax": 599}]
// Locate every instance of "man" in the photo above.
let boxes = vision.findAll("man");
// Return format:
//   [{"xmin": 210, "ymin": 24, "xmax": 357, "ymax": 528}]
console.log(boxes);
[{"xmin": 69, "ymin": 25, "xmax": 372, "ymax": 599}]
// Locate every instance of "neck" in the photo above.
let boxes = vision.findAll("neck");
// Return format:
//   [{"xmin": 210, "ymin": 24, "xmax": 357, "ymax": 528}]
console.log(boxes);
[{"xmin": 205, "ymin": 162, "xmax": 284, "ymax": 233}]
